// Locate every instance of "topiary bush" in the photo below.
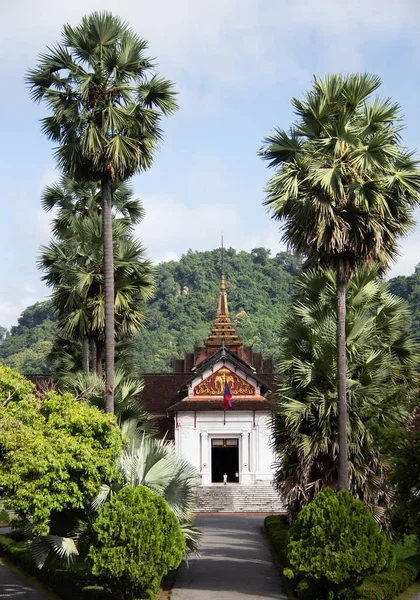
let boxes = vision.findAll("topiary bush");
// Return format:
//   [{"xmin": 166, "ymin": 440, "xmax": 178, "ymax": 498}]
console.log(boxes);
[
  {"xmin": 285, "ymin": 488, "xmax": 395, "ymax": 599},
  {"xmin": 88, "ymin": 485, "xmax": 185, "ymax": 600}
]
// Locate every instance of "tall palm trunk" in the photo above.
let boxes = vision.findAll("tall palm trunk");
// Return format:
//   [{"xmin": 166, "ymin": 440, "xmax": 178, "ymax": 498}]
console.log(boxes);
[
  {"xmin": 336, "ymin": 263, "xmax": 348, "ymax": 491},
  {"xmin": 102, "ymin": 177, "xmax": 115, "ymax": 413},
  {"xmin": 96, "ymin": 342, "xmax": 104, "ymax": 378},
  {"xmin": 90, "ymin": 338, "xmax": 97, "ymax": 374},
  {"xmin": 82, "ymin": 336, "xmax": 89, "ymax": 374}
]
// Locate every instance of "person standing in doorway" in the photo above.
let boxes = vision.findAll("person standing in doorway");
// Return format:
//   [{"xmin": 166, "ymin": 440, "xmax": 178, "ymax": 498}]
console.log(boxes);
[
  {"xmin": 235, "ymin": 471, "xmax": 239, "ymax": 483},
  {"xmin": 223, "ymin": 472, "xmax": 228, "ymax": 485}
]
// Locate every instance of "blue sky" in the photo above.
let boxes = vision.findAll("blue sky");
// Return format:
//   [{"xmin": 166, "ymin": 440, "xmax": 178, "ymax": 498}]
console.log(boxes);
[{"xmin": 1, "ymin": 0, "xmax": 420, "ymax": 328}]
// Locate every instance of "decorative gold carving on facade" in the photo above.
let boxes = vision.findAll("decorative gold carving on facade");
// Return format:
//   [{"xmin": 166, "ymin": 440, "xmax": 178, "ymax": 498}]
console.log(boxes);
[{"xmin": 194, "ymin": 367, "xmax": 255, "ymax": 396}]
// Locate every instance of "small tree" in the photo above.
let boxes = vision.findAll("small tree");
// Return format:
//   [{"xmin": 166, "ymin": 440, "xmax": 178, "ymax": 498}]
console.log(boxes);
[
  {"xmin": 0, "ymin": 365, "xmax": 122, "ymax": 535},
  {"xmin": 285, "ymin": 488, "xmax": 395, "ymax": 599},
  {"xmin": 89, "ymin": 486, "xmax": 185, "ymax": 600}
]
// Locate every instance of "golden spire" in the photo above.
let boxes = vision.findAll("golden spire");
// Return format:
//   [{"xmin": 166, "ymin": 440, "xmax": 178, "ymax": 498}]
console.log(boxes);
[{"xmin": 204, "ymin": 240, "xmax": 242, "ymax": 351}]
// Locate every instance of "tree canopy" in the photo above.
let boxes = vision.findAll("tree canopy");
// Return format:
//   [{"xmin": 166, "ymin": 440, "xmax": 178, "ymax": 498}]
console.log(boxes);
[
  {"xmin": 272, "ymin": 266, "xmax": 419, "ymax": 521},
  {"xmin": 27, "ymin": 11, "xmax": 178, "ymax": 413},
  {"xmin": 0, "ymin": 248, "xmax": 302, "ymax": 374},
  {"xmin": 0, "ymin": 365, "xmax": 122, "ymax": 535},
  {"xmin": 260, "ymin": 72, "xmax": 420, "ymax": 490}
]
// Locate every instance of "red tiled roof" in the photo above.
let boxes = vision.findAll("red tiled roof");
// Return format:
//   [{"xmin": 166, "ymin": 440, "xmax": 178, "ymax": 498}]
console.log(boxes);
[
  {"xmin": 140, "ymin": 373, "xmax": 191, "ymax": 412},
  {"xmin": 23, "ymin": 372, "xmax": 278, "ymax": 414}
]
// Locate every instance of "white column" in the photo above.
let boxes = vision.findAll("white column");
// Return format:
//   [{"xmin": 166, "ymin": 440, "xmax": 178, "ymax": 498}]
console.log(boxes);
[
  {"xmin": 241, "ymin": 431, "xmax": 252, "ymax": 484},
  {"xmin": 201, "ymin": 432, "xmax": 211, "ymax": 486}
]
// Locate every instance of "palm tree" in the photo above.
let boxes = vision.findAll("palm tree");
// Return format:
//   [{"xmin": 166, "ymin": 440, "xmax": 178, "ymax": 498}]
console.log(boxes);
[
  {"xmin": 41, "ymin": 176, "xmax": 145, "ymax": 372},
  {"xmin": 273, "ymin": 266, "xmax": 419, "ymax": 521},
  {"xmin": 92, "ymin": 435, "xmax": 201, "ymax": 555},
  {"xmin": 260, "ymin": 73, "xmax": 420, "ymax": 490},
  {"xmin": 42, "ymin": 176, "xmax": 144, "ymax": 241},
  {"xmin": 61, "ymin": 369, "xmax": 157, "ymax": 440},
  {"xmin": 40, "ymin": 214, "xmax": 154, "ymax": 376},
  {"xmin": 27, "ymin": 11, "xmax": 178, "ymax": 413}
]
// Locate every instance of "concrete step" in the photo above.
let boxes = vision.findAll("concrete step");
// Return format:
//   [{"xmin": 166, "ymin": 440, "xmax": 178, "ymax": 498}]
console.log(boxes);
[{"xmin": 193, "ymin": 484, "xmax": 285, "ymax": 513}]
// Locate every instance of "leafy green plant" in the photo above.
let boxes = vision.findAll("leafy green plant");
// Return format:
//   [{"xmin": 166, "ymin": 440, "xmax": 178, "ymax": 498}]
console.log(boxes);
[
  {"xmin": 285, "ymin": 488, "xmax": 395, "ymax": 599},
  {"xmin": 0, "ymin": 365, "xmax": 122, "ymax": 535},
  {"xmin": 264, "ymin": 515, "xmax": 290, "ymax": 565},
  {"xmin": 88, "ymin": 486, "xmax": 185, "ymax": 600},
  {"xmin": 93, "ymin": 435, "xmax": 201, "ymax": 555},
  {"xmin": 0, "ymin": 509, "xmax": 10, "ymax": 525}
]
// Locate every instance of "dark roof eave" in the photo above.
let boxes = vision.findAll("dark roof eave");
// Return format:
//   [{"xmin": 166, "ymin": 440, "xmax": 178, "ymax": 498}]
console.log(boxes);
[{"xmin": 167, "ymin": 399, "xmax": 274, "ymax": 412}]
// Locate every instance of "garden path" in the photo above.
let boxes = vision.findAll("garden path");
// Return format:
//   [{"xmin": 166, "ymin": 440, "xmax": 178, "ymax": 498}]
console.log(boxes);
[
  {"xmin": 0, "ymin": 563, "xmax": 46, "ymax": 599},
  {"xmin": 172, "ymin": 514, "xmax": 287, "ymax": 600}
]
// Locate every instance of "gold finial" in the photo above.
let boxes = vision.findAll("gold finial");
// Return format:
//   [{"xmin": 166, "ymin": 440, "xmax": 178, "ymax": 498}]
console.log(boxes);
[
  {"xmin": 204, "ymin": 236, "xmax": 242, "ymax": 351},
  {"xmin": 220, "ymin": 233, "xmax": 226, "ymax": 293},
  {"xmin": 221, "ymin": 233, "xmax": 224, "ymax": 274}
]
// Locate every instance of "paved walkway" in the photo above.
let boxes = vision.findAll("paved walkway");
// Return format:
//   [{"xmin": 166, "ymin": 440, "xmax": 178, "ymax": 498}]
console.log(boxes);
[
  {"xmin": 0, "ymin": 563, "xmax": 46, "ymax": 599},
  {"xmin": 172, "ymin": 515, "xmax": 287, "ymax": 599}
]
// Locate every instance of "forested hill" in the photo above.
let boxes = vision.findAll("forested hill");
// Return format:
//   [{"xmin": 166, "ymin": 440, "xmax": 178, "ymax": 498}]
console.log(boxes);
[
  {"xmin": 134, "ymin": 248, "xmax": 301, "ymax": 372},
  {"xmin": 0, "ymin": 248, "xmax": 301, "ymax": 374},
  {"xmin": 1, "ymin": 248, "xmax": 420, "ymax": 375}
]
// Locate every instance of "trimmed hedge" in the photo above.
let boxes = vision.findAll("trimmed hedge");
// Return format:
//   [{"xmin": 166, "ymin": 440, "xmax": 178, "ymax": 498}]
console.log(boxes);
[
  {"xmin": 356, "ymin": 558, "xmax": 420, "ymax": 600},
  {"xmin": 0, "ymin": 535, "xmax": 112, "ymax": 599},
  {"xmin": 265, "ymin": 514, "xmax": 420, "ymax": 600},
  {"xmin": 0, "ymin": 534, "xmax": 37, "ymax": 574},
  {"xmin": 264, "ymin": 515, "xmax": 290, "ymax": 565}
]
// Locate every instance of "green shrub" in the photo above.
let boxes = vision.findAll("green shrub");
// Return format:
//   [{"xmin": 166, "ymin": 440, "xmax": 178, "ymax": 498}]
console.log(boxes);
[
  {"xmin": 286, "ymin": 488, "xmax": 395, "ymax": 599},
  {"xmin": 0, "ymin": 365, "xmax": 122, "ymax": 536},
  {"xmin": 80, "ymin": 586, "xmax": 113, "ymax": 600},
  {"xmin": 0, "ymin": 535, "xmax": 112, "ymax": 599},
  {"xmin": 0, "ymin": 509, "xmax": 10, "ymax": 525},
  {"xmin": 0, "ymin": 534, "xmax": 37, "ymax": 574},
  {"xmin": 265, "ymin": 515, "xmax": 290, "ymax": 565},
  {"xmin": 356, "ymin": 558, "xmax": 419, "ymax": 599},
  {"xmin": 88, "ymin": 486, "xmax": 185, "ymax": 600}
]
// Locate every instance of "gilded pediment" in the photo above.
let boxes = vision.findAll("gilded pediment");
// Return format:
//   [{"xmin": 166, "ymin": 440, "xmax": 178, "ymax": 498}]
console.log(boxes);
[{"xmin": 194, "ymin": 366, "xmax": 255, "ymax": 396}]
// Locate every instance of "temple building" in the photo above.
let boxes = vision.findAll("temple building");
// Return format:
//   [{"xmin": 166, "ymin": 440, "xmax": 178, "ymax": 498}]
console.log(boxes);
[{"xmin": 141, "ymin": 268, "xmax": 278, "ymax": 486}]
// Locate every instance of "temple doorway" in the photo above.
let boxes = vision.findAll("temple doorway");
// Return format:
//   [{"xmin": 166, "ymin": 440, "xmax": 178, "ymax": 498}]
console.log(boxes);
[{"xmin": 211, "ymin": 438, "xmax": 239, "ymax": 483}]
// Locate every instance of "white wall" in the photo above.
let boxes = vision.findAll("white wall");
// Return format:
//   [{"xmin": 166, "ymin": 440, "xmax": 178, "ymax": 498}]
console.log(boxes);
[{"xmin": 175, "ymin": 410, "xmax": 275, "ymax": 485}]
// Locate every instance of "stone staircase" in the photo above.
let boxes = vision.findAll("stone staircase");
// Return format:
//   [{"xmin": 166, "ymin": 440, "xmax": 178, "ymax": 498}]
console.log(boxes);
[{"xmin": 193, "ymin": 484, "xmax": 285, "ymax": 513}]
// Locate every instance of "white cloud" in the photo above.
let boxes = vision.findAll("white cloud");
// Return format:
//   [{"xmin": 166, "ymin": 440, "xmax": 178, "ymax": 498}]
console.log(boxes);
[
  {"xmin": 136, "ymin": 192, "xmax": 286, "ymax": 263},
  {"xmin": 2, "ymin": 0, "xmax": 420, "ymax": 331},
  {"xmin": 5, "ymin": 0, "xmax": 420, "ymax": 88},
  {"xmin": 0, "ymin": 281, "xmax": 49, "ymax": 329}
]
